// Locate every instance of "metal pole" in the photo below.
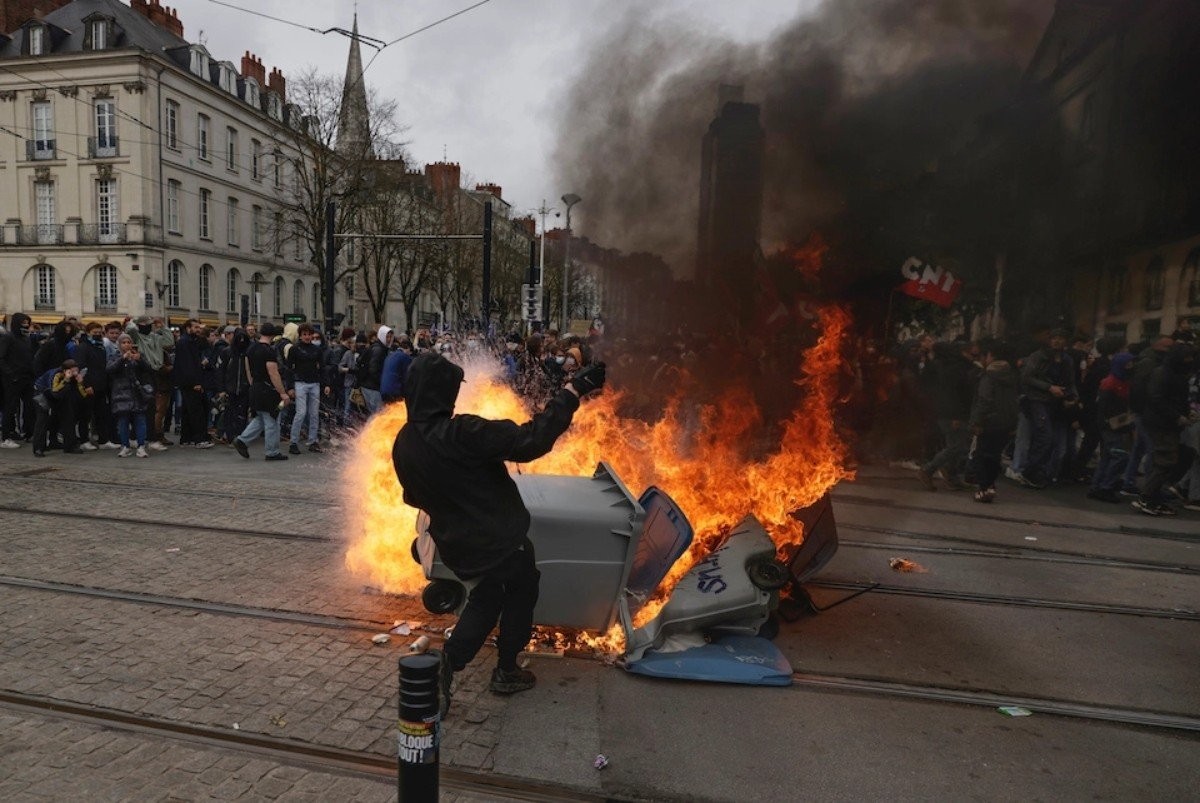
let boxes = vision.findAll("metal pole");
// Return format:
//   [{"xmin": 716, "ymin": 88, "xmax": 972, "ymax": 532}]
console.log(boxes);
[
  {"xmin": 481, "ymin": 201, "xmax": 492, "ymax": 331},
  {"xmin": 561, "ymin": 207, "xmax": 571, "ymax": 333},
  {"xmin": 397, "ymin": 653, "xmax": 440, "ymax": 802},
  {"xmin": 324, "ymin": 201, "xmax": 336, "ymax": 334},
  {"xmin": 528, "ymin": 238, "xmax": 538, "ymax": 335},
  {"xmin": 537, "ymin": 200, "xmax": 547, "ymax": 286}
]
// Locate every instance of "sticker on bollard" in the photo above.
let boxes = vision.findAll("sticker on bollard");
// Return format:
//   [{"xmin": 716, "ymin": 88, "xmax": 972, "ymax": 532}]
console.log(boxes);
[{"xmin": 398, "ymin": 718, "xmax": 438, "ymax": 764}]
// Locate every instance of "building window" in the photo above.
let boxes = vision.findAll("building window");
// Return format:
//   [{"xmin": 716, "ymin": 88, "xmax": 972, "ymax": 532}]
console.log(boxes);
[
  {"xmin": 226, "ymin": 268, "xmax": 240, "ymax": 313},
  {"xmin": 219, "ymin": 63, "xmax": 236, "ymax": 94},
  {"xmin": 199, "ymin": 189, "xmax": 211, "ymax": 239},
  {"xmin": 252, "ymin": 205, "xmax": 263, "ymax": 250},
  {"xmin": 197, "ymin": 114, "xmax": 209, "ymax": 160},
  {"xmin": 226, "ymin": 127, "xmax": 238, "ymax": 171},
  {"xmin": 312, "ymin": 283, "xmax": 321, "ymax": 321},
  {"xmin": 273, "ymin": 212, "xmax": 283, "ymax": 256},
  {"xmin": 166, "ymin": 260, "xmax": 182, "ymax": 308},
  {"xmin": 199, "ymin": 264, "xmax": 212, "ymax": 310},
  {"xmin": 35, "ymin": 264, "xmax": 55, "ymax": 309},
  {"xmin": 293, "ymin": 280, "xmax": 303, "ymax": 314},
  {"xmin": 167, "ymin": 180, "xmax": 180, "ymax": 233},
  {"xmin": 96, "ymin": 178, "xmax": 118, "ymax": 242},
  {"xmin": 189, "ymin": 47, "xmax": 209, "ymax": 78},
  {"xmin": 31, "ymin": 101, "xmax": 54, "ymax": 159},
  {"xmin": 227, "ymin": 197, "xmax": 239, "ymax": 246},
  {"xmin": 165, "ymin": 100, "xmax": 178, "ymax": 149},
  {"xmin": 88, "ymin": 19, "xmax": 109, "ymax": 50},
  {"xmin": 34, "ymin": 181, "xmax": 56, "ymax": 244},
  {"xmin": 28, "ymin": 25, "xmax": 45, "ymax": 56},
  {"xmin": 245, "ymin": 80, "xmax": 259, "ymax": 109},
  {"xmin": 251, "ymin": 140, "xmax": 261, "ymax": 180},
  {"xmin": 273, "ymin": 276, "xmax": 284, "ymax": 317},
  {"xmin": 250, "ymin": 273, "xmax": 264, "ymax": 314},
  {"xmin": 93, "ymin": 100, "xmax": 117, "ymax": 156},
  {"xmin": 273, "ymin": 151, "xmax": 282, "ymax": 188},
  {"xmin": 95, "ymin": 264, "xmax": 117, "ymax": 309},
  {"xmin": 1144, "ymin": 256, "xmax": 1165, "ymax": 311}
]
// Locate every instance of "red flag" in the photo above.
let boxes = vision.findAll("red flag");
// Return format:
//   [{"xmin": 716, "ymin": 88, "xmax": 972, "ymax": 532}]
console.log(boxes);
[{"xmin": 898, "ymin": 258, "xmax": 962, "ymax": 308}]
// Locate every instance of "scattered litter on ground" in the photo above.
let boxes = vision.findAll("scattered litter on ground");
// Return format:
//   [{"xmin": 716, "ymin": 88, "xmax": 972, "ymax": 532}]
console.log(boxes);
[
  {"xmin": 889, "ymin": 558, "xmax": 927, "ymax": 573},
  {"xmin": 232, "ymin": 723, "xmax": 240, "ymax": 730},
  {"xmin": 390, "ymin": 621, "xmax": 412, "ymax": 635},
  {"xmin": 270, "ymin": 713, "xmax": 287, "ymax": 727},
  {"xmin": 165, "ymin": 548, "xmax": 180, "ymax": 552},
  {"xmin": 408, "ymin": 636, "xmax": 430, "ymax": 653},
  {"xmin": 1024, "ymin": 536, "xmax": 1038, "ymax": 542},
  {"xmin": 997, "ymin": 706, "xmax": 1032, "ymax": 717},
  {"xmin": 594, "ymin": 754, "xmax": 609, "ymax": 770},
  {"xmin": 371, "ymin": 633, "xmax": 390, "ymax": 645}
]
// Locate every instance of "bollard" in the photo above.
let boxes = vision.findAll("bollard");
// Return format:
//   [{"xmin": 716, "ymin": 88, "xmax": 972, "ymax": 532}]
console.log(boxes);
[{"xmin": 398, "ymin": 653, "xmax": 440, "ymax": 801}]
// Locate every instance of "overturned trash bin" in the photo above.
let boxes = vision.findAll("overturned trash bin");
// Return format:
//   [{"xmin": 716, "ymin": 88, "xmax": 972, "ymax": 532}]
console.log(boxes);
[{"xmin": 411, "ymin": 462, "xmax": 837, "ymax": 686}]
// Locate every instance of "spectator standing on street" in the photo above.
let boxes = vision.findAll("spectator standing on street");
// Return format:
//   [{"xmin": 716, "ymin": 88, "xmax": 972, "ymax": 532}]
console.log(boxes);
[
  {"xmin": 968, "ymin": 340, "xmax": 1020, "ymax": 503},
  {"xmin": 917, "ymin": 340, "xmax": 977, "ymax": 491},
  {"xmin": 1122, "ymin": 336, "xmax": 1173, "ymax": 495},
  {"xmin": 1017, "ymin": 329, "xmax": 1077, "ymax": 488},
  {"xmin": 233, "ymin": 323, "xmax": 291, "ymax": 462},
  {"xmin": 285, "ymin": 323, "xmax": 326, "ymax": 454},
  {"xmin": 380, "ymin": 335, "xmax": 413, "ymax": 404},
  {"xmin": 357, "ymin": 325, "xmax": 392, "ymax": 414},
  {"xmin": 1087, "ymin": 352, "xmax": 1135, "ymax": 503},
  {"xmin": 220, "ymin": 329, "xmax": 251, "ymax": 445},
  {"xmin": 76, "ymin": 322, "xmax": 117, "ymax": 450},
  {"xmin": 1133, "ymin": 344, "xmax": 1196, "ymax": 515},
  {"xmin": 0, "ymin": 313, "xmax": 37, "ymax": 447},
  {"xmin": 173, "ymin": 319, "xmax": 214, "ymax": 449},
  {"xmin": 393, "ymin": 351, "xmax": 606, "ymax": 717},
  {"xmin": 107, "ymin": 334, "xmax": 154, "ymax": 458},
  {"xmin": 126, "ymin": 316, "xmax": 176, "ymax": 450}
]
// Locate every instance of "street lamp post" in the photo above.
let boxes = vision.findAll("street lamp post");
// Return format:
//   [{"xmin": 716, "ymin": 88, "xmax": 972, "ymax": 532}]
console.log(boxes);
[{"xmin": 561, "ymin": 193, "xmax": 581, "ymax": 333}]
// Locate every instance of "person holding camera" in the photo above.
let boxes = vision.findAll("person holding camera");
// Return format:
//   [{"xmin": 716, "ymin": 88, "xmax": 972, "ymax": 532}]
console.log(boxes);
[
  {"xmin": 107, "ymin": 334, "xmax": 155, "ymax": 458},
  {"xmin": 393, "ymin": 351, "xmax": 606, "ymax": 718},
  {"xmin": 31, "ymin": 359, "xmax": 89, "ymax": 457}
]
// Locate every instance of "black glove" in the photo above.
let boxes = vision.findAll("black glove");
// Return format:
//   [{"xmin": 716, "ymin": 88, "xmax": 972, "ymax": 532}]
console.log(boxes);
[{"xmin": 570, "ymin": 362, "xmax": 606, "ymax": 396}]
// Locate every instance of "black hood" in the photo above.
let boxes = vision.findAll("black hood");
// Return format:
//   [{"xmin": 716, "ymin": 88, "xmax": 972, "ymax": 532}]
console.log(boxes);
[
  {"xmin": 404, "ymin": 352, "xmax": 463, "ymax": 423},
  {"xmin": 52, "ymin": 319, "xmax": 75, "ymax": 342},
  {"xmin": 9, "ymin": 312, "xmax": 30, "ymax": 333}
]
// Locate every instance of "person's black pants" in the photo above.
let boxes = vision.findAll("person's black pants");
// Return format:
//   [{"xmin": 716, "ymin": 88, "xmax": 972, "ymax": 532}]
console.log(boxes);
[
  {"xmin": 180, "ymin": 387, "xmax": 210, "ymax": 443},
  {"xmin": 1140, "ymin": 426, "xmax": 1181, "ymax": 501},
  {"xmin": 971, "ymin": 428, "xmax": 1009, "ymax": 490},
  {"xmin": 445, "ymin": 539, "xmax": 540, "ymax": 673},
  {"xmin": 2, "ymin": 379, "xmax": 34, "ymax": 440}
]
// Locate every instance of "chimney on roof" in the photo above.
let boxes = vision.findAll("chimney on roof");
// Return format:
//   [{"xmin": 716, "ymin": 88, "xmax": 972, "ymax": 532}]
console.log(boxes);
[
  {"xmin": 268, "ymin": 67, "xmax": 286, "ymax": 103},
  {"xmin": 241, "ymin": 51, "xmax": 266, "ymax": 85},
  {"xmin": 131, "ymin": 0, "xmax": 183, "ymax": 38},
  {"xmin": 514, "ymin": 216, "xmax": 535, "ymax": 237},
  {"xmin": 1, "ymin": 0, "xmax": 69, "ymax": 31},
  {"xmin": 475, "ymin": 183, "xmax": 502, "ymax": 200},
  {"xmin": 425, "ymin": 162, "xmax": 461, "ymax": 201}
]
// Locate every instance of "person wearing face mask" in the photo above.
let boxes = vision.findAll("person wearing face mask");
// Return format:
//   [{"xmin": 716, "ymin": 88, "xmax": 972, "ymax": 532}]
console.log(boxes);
[
  {"xmin": 0, "ymin": 312, "xmax": 36, "ymax": 447},
  {"xmin": 125, "ymin": 315, "xmax": 176, "ymax": 450},
  {"xmin": 76, "ymin": 322, "xmax": 118, "ymax": 449}
]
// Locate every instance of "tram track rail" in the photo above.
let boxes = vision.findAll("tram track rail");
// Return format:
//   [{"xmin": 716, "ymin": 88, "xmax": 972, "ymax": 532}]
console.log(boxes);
[
  {"xmin": 0, "ymin": 690, "xmax": 620, "ymax": 802},
  {"xmin": 0, "ymin": 471, "xmax": 341, "ymax": 507}
]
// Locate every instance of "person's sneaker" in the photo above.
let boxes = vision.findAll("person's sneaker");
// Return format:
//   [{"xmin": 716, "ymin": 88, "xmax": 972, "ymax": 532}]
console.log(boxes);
[
  {"xmin": 1003, "ymin": 466, "xmax": 1020, "ymax": 481},
  {"xmin": 0, "ymin": 438, "xmax": 21, "ymax": 449},
  {"xmin": 1119, "ymin": 486, "xmax": 1140, "ymax": 497},
  {"xmin": 1166, "ymin": 484, "xmax": 1185, "ymax": 500},
  {"xmin": 1183, "ymin": 501, "xmax": 1200, "ymax": 512},
  {"xmin": 135, "ymin": 446, "xmax": 149, "ymax": 458},
  {"xmin": 117, "ymin": 447, "xmax": 133, "ymax": 458},
  {"xmin": 307, "ymin": 442, "xmax": 324, "ymax": 453},
  {"xmin": 265, "ymin": 453, "xmax": 289, "ymax": 461},
  {"xmin": 179, "ymin": 442, "xmax": 195, "ymax": 447},
  {"xmin": 289, "ymin": 442, "xmax": 301, "ymax": 455},
  {"xmin": 160, "ymin": 437, "xmax": 175, "ymax": 445},
  {"xmin": 148, "ymin": 441, "xmax": 168, "ymax": 451},
  {"xmin": 489, "ymin": 666, "xmax": 536, "ymax": 695},
  {"xmin": 99, "ymin": 441, "xmax": 121, "ymax": 450},
  {"xmin": 434, "ymin": 650, "xmax": 454, "ymax": 719},
  {"xmin": 1156, "ymin": 504, "xmax": 1178, "ymax": 516},
  {"xmin": 1131, "ymin": 499, "xmax": 1161, "ymax": 516},
  {"xmin": 194, "ymin": 441, "xmax": 214, "ymax": 449},
  {"xmin": 77, "ymin": 441, "xmax": 98, "ymax": 451},
  {"xmin": 973, "ymin": 489, "xmax": 992, "ymax": 503},
  {"xmin": 234, "ymin": 439, "xmax": 250, "ymax": 459},
  {"xmin": 916, "ymin": 469, "xmax": 936, "ymax": 491}
]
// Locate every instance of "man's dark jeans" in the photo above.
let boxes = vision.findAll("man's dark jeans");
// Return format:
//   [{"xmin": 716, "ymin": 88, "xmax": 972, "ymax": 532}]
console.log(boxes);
[
  {"xmin": 1023, "ymin": 400, "xmax": 1061, "ymax": 484},
  {"xmin": 971, "ymin": 428, "xmax": 1009, "ymax": 490},
  {"xmin": 1090, "ymin": 429, "xmax": 1130, "ymax": 493},
  {"xmin": 445, "ymin": 538, "xmax": 540, "ymax": 673},
  {"xmin": 922, "ymin": 419, "xmax": 969, "ymax": 479}
]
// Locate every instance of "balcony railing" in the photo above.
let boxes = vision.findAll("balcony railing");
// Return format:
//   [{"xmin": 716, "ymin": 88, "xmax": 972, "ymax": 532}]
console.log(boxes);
[
  {"xmin": 34, "ymin": 297, "xmax": 56, "ymax": 311},
  {"xmin": 79, "ymin": 223, "xmax": 126, "ymax": 244},
  {"xmin": 17, "ymin": 224, "xmax": 62, "ymax": 245},
  {"xmin": 87, "ymin": 136, "xmax": 119, "ymax": 159},
  {"xmin": 25, "ymin": 139, "xmax": 56, "ymax": 160}
]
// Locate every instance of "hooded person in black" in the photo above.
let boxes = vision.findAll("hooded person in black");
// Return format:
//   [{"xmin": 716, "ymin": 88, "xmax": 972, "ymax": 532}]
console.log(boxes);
[
  {"xmin": 0, "ymin": 312, "xmax": 36, "ymax": 445},
  {"xmin": 1134, "ymin": 344, "xmax": 1197, "ymax": 515},
  {"xmin": 393, "ymin": 351, "xmax": 605, "ymax": 713}
]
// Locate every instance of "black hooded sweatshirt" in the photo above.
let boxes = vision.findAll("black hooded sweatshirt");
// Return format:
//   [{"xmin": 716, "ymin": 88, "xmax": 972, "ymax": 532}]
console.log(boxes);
[
  {"xmin": 0, "ymin": 312, "xmax": 35, "ymax": 383},
  {"xmin": 393, "ymin": 352, "xmax": 580, "ymax": 578},
  {"xmin": 1144, "ymin": 345, "xmax": 1195, "ymax": 431}
]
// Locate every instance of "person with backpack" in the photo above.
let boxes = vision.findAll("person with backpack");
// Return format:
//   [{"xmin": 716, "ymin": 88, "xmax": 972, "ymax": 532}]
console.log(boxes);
[{"xmin": 1121, "ymin": 336, "xmax": 1173, "ymax": 495}]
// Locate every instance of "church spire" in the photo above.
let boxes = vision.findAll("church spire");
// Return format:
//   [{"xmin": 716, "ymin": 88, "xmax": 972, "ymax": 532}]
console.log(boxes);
[{"xmin": 337, "ymin": 14, "xmax": 373, "ymax": 159}]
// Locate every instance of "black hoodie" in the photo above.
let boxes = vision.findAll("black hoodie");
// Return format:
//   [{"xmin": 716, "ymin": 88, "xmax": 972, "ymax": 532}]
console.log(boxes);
[
  {"xmin": 1144, "ymin": 345, "xmax": 1195, "ymax": 431},
  {"xmin": 392, "ymin": 352, "xmax": 580, "ymax": 578},
  {"xmin": 0, "ymin": 312, "xmax": 35, "ymax": 383}
]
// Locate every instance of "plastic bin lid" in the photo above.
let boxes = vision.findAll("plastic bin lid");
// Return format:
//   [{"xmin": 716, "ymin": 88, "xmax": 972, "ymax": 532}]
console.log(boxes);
[{"xmin": 624, "ymin": 486, "xmax": 693, "ymax": 620}]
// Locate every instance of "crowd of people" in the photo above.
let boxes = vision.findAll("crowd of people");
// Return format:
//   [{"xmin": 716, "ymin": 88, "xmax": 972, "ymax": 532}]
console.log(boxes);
[
  {"xmin": 885, "ymin": 320, "xmax": 1200, "ymax": 516},
  {"xmin": 0, "ymin": 313, "xmax": 599, "ymax": 462}
]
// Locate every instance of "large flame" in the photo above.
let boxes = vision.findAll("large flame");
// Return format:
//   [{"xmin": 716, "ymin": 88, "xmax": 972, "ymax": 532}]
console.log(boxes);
[{"xmin": 342, "ymin": 303, "xmax": 855, "ymax": 646}]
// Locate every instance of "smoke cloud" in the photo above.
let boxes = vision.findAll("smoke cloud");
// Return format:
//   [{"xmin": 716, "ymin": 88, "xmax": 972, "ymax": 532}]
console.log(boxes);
[{"xmin": 554, "ymin": 0, "xmax": 1052, "ymax": 276}]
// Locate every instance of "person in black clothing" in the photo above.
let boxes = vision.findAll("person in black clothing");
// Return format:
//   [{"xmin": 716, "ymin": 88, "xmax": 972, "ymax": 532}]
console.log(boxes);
[
  {"xmin": 233, "ymin": 323, "xmax": 291, "ymax": 461},
  {"xmin": 285, "ymin": 323, "xmax": 326, "ymax": 454},
  {"xmin": 1019, "ymin": 329, "xmax": 1078, "ymax": 488},
  {"xmin": 220, "ymin": 328, "xmax": 251, "ymax": 444},
  {"xmin": 393, "ymin": 352, "xmax": 606, "ymax": 716},
  {"xmin": 0, "ymin": 313, "xmax": 37, "ymax": 446},
  {"xmin": 1133, "ymin": 344, "xmax": 1197, "ymax": 515},
  {"xmin": 1087, "ymin": 352, "xmax": 1135, "ymax": 502},
  {"xmin": 968, "ymin": 340, "xmax": 1020, "ymax": 503},
  {"xmin": 173, "ymin": 319, "xmax": 213, "ymax": 448},
  {"xmin": 1072, "ymin": 336, "xmax": 1123, "ymax": 480},
  {"xmin": 76, "ymin": 322, "xmax": 114, "ymax": 448},
  {"xmin": 917, "ymin": 340, "xmax": 978, "ymax": 491},
  {"xmin": 358, "ymin": 325, "xmax": 392, "ymax": 414}
]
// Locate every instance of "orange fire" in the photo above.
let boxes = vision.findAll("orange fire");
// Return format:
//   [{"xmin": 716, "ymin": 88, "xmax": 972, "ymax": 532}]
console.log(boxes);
[{"xmin": 342, "ymin": 303, "xmax": 855, "ymax": 648}]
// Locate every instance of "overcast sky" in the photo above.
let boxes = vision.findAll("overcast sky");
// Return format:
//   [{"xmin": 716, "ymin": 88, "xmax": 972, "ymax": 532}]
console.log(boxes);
[{"xmin": 175, "ymin": 0, "xmax": 816, "ymax": 231}]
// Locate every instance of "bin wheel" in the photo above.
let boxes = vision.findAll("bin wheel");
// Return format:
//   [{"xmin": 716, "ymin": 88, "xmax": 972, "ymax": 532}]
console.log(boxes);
[
  {"xmin": 756, "ymin": 613, "xmax": 780, "ymax": 640},
  {"xmin": 747, "ymin": 556, "xmax": 790, "ymax": 591},
  {"xmin": 409, "ymin": 538, "xmax": 420, "ymax": 564},
  {"xmin": 421, "ymin": 580, "xmax": 465, "ymax": 614}
]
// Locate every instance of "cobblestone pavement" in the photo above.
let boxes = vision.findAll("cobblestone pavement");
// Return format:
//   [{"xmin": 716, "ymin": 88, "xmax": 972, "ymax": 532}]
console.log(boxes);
[{"xmin": 0, "ymin": 447, "xmax": 539, "ymax": 799}]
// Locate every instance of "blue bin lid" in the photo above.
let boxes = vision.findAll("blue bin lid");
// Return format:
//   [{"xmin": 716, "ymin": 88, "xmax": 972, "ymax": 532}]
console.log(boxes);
[{"xmin": 624, "ymin": 486, "xmax": 694, "ymax": 621}]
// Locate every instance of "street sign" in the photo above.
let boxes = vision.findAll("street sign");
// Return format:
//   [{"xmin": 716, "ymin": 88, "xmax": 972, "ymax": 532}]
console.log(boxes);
[
  {"xmin": 283, "ymin": 313, "xmax": 307, "ymax": 323},
  {"xmin": 521, "ymin": 283, "xmax": 542, "ymax": 322}
]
